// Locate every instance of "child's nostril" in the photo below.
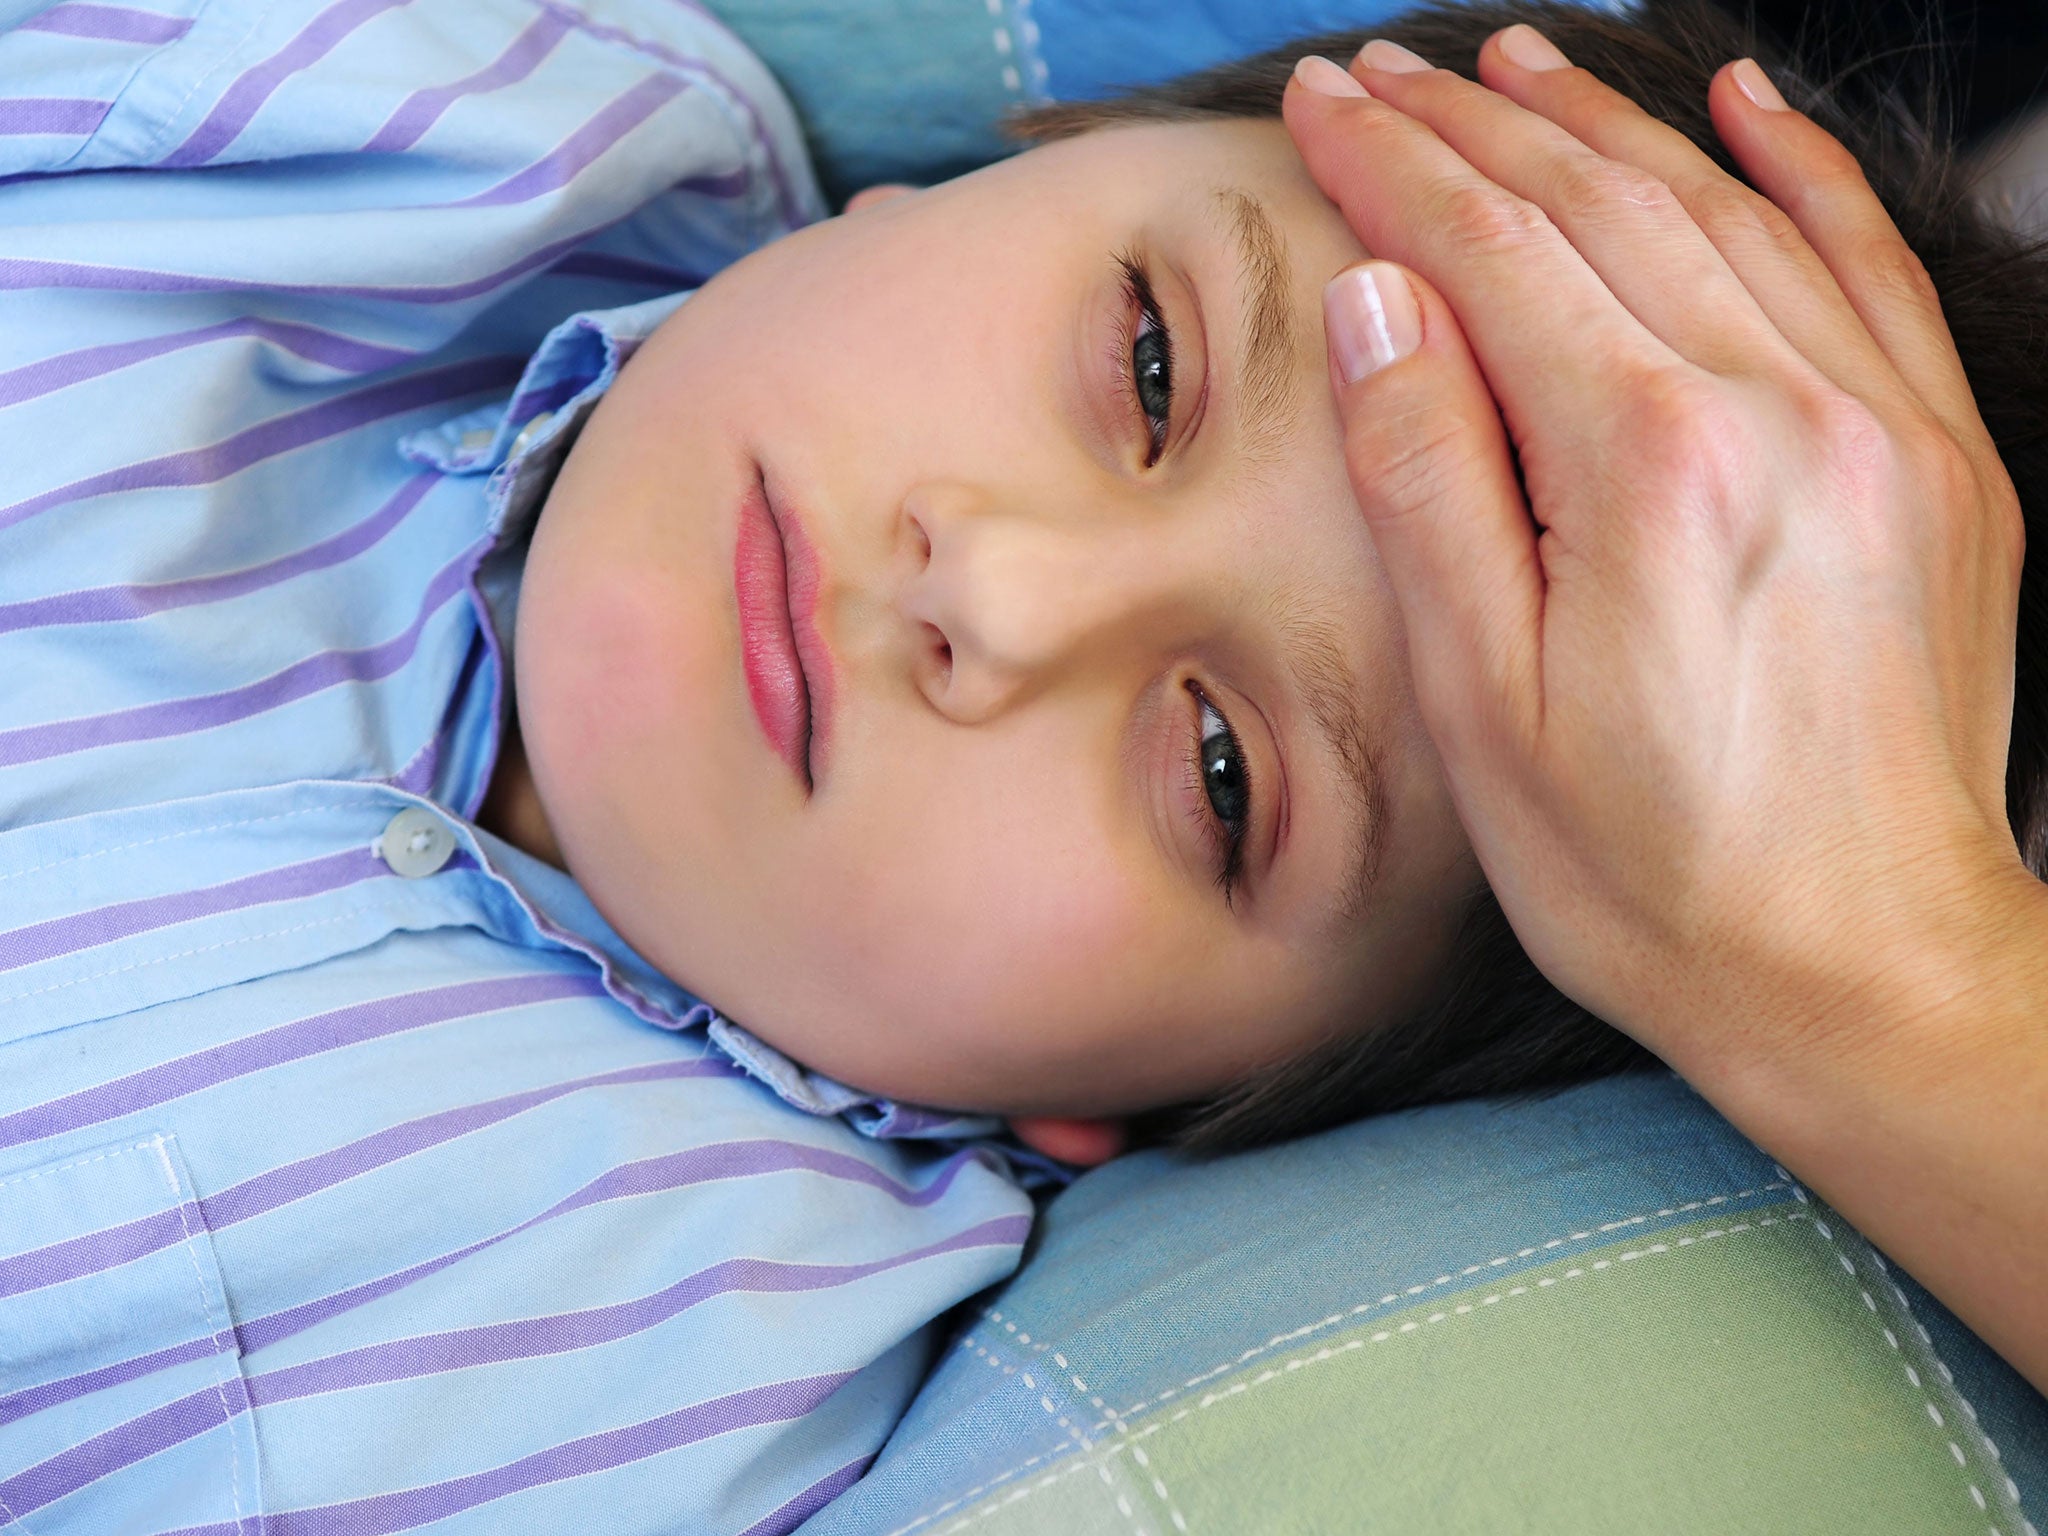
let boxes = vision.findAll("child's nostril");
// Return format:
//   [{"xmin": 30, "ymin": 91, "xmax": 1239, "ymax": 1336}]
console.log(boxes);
[{"xmin": 925, "ymin": 624, "xmax": 952, "ymax": 683}]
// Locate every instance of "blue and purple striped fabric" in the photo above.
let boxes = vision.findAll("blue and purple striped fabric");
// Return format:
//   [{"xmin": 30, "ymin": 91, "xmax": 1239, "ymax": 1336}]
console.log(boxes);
[{"xmin": 0, "ymin": 1, "xmax": 1036, "ymax": 1531}]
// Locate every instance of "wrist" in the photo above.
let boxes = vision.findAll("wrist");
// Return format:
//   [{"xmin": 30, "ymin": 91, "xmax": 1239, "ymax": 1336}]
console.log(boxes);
[
  {"xmin": 1666, "ymin": 846, "xmax": 2048, "ymax": 1150},
  {"xmin": 1652, "ymin": 851, "xmax": 2048, "ymax": 1392}
]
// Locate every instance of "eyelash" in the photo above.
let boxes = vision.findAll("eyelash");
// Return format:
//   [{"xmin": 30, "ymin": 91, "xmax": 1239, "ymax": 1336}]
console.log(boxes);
[
  {"xmin": 1111, "ymin": 248, "xmax": 1174, "ymax": 467},
  {"xmin": 1181, "ymin": 681, "xmax": 1255, "ymax": 911}
]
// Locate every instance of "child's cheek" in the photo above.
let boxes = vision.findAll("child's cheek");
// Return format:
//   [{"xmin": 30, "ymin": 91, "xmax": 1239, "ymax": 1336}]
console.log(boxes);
[
  {"xmin": 825, "ymin": 795, "xmax": 1166, "ymax": 1079},
  {"xmin": 532, "ymin": 567, "xmax": 675, "ymax": 763},
  {"xmin": 518, "ymin": 544, "xmax": 735, "ymax": 894}
]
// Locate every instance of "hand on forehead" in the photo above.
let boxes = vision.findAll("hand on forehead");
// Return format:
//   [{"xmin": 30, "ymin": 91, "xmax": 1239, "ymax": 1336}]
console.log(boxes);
[{"xmin": 1283, "ymin": 20, "xmax": 2042, "ymax": 1390}]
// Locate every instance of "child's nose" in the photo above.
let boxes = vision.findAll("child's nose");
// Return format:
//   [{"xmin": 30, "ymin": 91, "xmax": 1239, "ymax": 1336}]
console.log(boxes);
[{"xmin": 897, "ymin": 481, "xmax": 1184, "ymax": 725}]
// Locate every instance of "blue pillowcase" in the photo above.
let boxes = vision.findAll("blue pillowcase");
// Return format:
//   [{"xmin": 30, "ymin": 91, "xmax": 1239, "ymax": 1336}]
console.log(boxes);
[
  {"xmin": 799, "ymin": 1071, "xmax": 2048, "ymax": 1535},
  {"xmin": 1029, "ymin": 0, "xmax": 1471, "ymax": 101},
  {"xmin": 701, "ymin": 0, "xmax": 1598, "ymax": 205}
]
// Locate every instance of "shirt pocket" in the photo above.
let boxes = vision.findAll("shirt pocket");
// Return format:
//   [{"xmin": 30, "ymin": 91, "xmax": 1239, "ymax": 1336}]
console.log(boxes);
[
  {"xmin": 0, "ymin": 0, "xmax": 211, "ymax": 178},
  {"xmin": 0, "ymin": 1132, "xmax": 262, "ymax": 1535}
]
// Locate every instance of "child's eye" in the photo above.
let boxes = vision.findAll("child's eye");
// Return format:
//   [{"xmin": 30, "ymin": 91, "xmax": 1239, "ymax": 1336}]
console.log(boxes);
[
  {"xmin": 1184, "ymin": 681, "xmax": 1253, "ymax": 909},
  {"xmin": 1113, "ymin": 250, "xmax": 1174, "ymax": 467}
]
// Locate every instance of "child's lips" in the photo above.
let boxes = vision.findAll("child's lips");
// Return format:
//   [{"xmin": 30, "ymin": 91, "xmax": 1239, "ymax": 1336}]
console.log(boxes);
[{"xmin": 734, "ymin": 464, "xmax": 833, "ymax": 791}]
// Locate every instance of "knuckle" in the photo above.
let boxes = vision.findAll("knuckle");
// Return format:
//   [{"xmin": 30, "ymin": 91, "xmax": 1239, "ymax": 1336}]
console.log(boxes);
[
  {"xmin": 1907, "ymin": 426, "xmax": 2017, "ymax": 559},
  {"xmin": 1344, "ymin": 394, "xmax": 1486, "ymax": 519},
  {"xmin": 1689, "ymin": 177, "xmax": 1806, "ymax": 258},
  {"xmin": 1997, "ymin": 476, "xmax": 2026, "ymax": 585},
  {"xmin": 1916, "ymin": 432, "xmax": 1980, "ymax": 511},
  {"xmin": 1427, "ymin": 178, "xmax": 1554, "ymax": 253},
  {"xmin": 1853, "ymin": 232, "xmax": 1942, "ymax": 316},
  {"xmin": 1612, "ymin": 370, "xmax": 1752, "ymax": 538},
  {"xmin": 1549, "ymin": 159, "xmax": 1678, "ymax": 231},
  {"xmin": 1801, "ymin": 384, "xmax": 1888, "ymax": 456},
  {"xmin": 1804, "ymin": 129, "xmax": 1868, "ymax": 192},
  {"xmin": 1622, "ymin": 370, "xmax": 1733, "ymax": 465},
  {"xmin": 1799, "ymin": 387, "xmax": 1893, "ymax": 495},
  {"xmin": 1794, "ymin": 386, "xmax": 1907, "ymax": 560}
]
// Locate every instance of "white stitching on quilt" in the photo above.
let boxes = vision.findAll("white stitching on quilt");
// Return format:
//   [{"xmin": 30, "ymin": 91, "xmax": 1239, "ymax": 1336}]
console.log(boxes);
[
  {"xmin": 960, "ymin": 1340, "xmax": 1150, "ymax": 1535},
  {"xmin": 987, "ymin": 1180, "xmax": 1787, "ymax": 1434},
  {"xmin": 958, "ymin": 1334, "xmax": 1188, "ymax": 1534},
  {"xmin": 983, "ymin": 1307, "xmax": 1047, "ymax": 1351},
  {"xmin": 893, "ymin": 1215, "xmax": 1806, "ymax": 1536},
  {"xmin": 1772, "ymin": 1163, "xmax": 2030, "ymax": 1536},
  {"xmin": 982, "ymin": 0, "xmax": 1021, "ymax": 97},
  {"xmin": 1007, "ymin": 0, "xmax": 1046, "ymax": 93},
  {"xmin": 961, "ymin": 1338, "xmax": 1093, "ymax": 1458}
]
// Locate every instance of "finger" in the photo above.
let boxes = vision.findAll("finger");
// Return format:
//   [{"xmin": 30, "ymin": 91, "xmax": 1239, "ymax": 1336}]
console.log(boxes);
[
  {"xmin": 1283, "ymin": 58, "xmax": 1671, "ymax": 478},
  {"xmin": 1705, "ymin": 56, "xmax": 1992, "ymax": 452},
  {"xmin": 1469, "ymin": 25, "xmax": 1915, "ymax": 418},
  {"xmin": 1348, "ymin": 36, "xmax": 1797, "ymax": 384},
  {"xmin": 1321, "ymin": 258, "xmax": 1542, "ymax": 767}
]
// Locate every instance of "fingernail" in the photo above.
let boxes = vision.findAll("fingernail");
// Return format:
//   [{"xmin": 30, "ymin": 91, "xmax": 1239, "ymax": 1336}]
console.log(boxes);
[
  {"xmin": 1354, "ymin": 38, "xmax": 1429, "ymax": 74},
  {"xmin": 1293, "ymin": 54, "xmax": 1370, "ymax": 99},
  {"xmin": 1732, "ymin": 57, "xmax": 1788, "ymax": 111},
  {"xmin": 1498, "ymin": 24, "xmax": 1570, "ymax": 72},
  {"xmin": 1325, "ymin": 263, "xmax": 1420, "ymax": 383}
]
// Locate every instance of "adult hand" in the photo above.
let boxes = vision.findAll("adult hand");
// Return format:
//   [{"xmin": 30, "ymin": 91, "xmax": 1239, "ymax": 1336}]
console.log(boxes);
[{"xmin": 1282, "ymin": 24, "xmax": 2048, "ymax": 1395}]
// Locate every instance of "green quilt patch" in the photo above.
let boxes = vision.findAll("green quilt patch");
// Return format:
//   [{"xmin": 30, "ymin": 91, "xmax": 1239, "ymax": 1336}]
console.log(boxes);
[{"xmin": 931, "ymin": 1204, "xmax": 2028, "ymax": 1536}]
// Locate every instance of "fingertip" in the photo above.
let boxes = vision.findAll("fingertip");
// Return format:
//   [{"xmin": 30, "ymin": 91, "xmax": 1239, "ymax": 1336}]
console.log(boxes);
[
  {"xmin": 1282, "ymin": 58, "xmax": 1374, "ymax": 153},
  {"xmin": 1354, "ymin": 38, "xmax": 1431, "ymax": 76},
  {"xmin": 1325, "ymin": 261, "xmax": 1422, "ymax": 386},
  {"xmin": 1707, "ymin": 57, "xmax": 1817, "ymax": 194},
  {"xmin": 1729, "ymin": 57, "xmax": 1791, "ymax": 113},
  {"xmin": 1292, "ymin": 53, "xmax": 1372, "ymax": 100},
  {"xmin": 1494, "ymin": 23, "xmax": 1571, "ymax": 73}
]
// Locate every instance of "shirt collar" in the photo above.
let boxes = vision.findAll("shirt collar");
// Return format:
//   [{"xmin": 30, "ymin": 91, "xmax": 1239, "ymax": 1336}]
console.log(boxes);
[
  {"xmin": 398, "ymin": 288, "xmax": 688, "ymax": 547},
  {"xmin": 467, "ymin": 818, "xmax": 1069, "ymax": 1180}
]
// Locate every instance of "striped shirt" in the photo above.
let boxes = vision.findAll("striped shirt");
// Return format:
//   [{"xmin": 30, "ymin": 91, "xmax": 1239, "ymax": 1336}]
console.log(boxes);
[{"xmin": 0, "ymin": 2, "xmax": 1038, "ymax": 1531}]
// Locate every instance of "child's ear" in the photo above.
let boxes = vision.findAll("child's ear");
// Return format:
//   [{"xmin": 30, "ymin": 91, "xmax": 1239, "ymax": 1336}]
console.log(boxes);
[
  {"xmin": 1006, "ymin": 1116, "xmax": 1128, "ymax": 1168},
  {"xmin": 842, "ymin": 182, "xmax": 918, "ymax": 213}
]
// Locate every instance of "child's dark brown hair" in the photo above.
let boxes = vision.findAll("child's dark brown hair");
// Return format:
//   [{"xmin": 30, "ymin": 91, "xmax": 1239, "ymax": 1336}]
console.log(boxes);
[{"xmin": 999, "ymin": 0, "xmax": 2048, "ymax": 1153}]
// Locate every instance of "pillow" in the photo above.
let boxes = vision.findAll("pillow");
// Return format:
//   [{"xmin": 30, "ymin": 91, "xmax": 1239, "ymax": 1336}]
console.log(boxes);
[
  {"xmin": 698, "ymin": 0, "xmax": 1520, "ymax": 207},
  {"xmin": 798, "ymin": 1071, "xmax": 2047, "ymax": 1534}
]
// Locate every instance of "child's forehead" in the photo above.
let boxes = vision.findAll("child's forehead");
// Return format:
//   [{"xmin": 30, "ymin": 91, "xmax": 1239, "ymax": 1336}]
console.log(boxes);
[
  {"xmin": 1037, "ymin": 114, "xmax": 1292, "ymax": 171},
  {"xmin": 1021, "ymin": 118, "xmax": 1340, "ymax": 248}
]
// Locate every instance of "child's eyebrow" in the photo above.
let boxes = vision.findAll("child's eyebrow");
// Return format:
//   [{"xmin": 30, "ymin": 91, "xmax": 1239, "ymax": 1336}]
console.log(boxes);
[
  {"xmin": 1276, "ymin": 597, "xmax": 1393, "ymax": 932},
  {"xmin": 1211, "ymin": 185, "xmax": 1299, "ymax": 467},
  {"xmin": 1215, "ymin": 186, "xmax": 1391, "ymax": 925}
]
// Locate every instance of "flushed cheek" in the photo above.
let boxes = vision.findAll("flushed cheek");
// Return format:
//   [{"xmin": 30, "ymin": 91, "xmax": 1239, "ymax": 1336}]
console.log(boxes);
[
  {"xmin": 545, "ymin": 570, "xmax": 668, "ymax": 739},
  {"xmin": 791, "ymin": 799, "xmax": 1182, "ymax": 1102},
  {"xmin": 522, "ymin": 555, "xmax": 740, "ymax": 880}
]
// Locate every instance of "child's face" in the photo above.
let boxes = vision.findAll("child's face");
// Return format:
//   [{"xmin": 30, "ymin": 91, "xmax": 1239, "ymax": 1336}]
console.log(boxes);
[{"xmin": 515, "ymin": 118, "xmax": 1481, "ymax": 1119}]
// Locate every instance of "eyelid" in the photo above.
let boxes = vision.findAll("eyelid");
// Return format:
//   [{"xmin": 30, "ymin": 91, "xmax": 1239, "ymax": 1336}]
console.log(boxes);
[
  {"xmin": 1172, "ymin": 680, "xmax": 1234, "ymax": 893},
  {"xmin": 1178, "ymin": 675, "xmax": 1281, "ymax": 911},
  {"xmin": 1109, "ymin": 249, "xmax": 1169, "ymax": 466},
  {"xmin": 1167, "ymin": 254, "xmax": 1212, "ymax": 456},
  {"xmin": 1109, "ymin": 247, "xmax": 1214, "ymax": 469},
  {"xmin": 1212, "ymin": 675, "xmax": 1290, "ymax": 886}
]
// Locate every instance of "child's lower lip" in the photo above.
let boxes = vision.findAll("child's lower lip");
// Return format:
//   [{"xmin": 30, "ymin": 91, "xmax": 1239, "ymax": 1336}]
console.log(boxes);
[{"xmin": 734, "ymin": 467, "xmax": 813, "ymax": 789}]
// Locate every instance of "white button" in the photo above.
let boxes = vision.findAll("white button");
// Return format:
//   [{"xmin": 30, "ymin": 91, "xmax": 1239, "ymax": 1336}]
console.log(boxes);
[
  {"xmin": 376, "ymin": 807, "xmax": 456, "ymax": 878},
  {"xmin": 457, "ymin": 427, "xmax": 494, "ymax": 454},
  {"xmin": 507, "ymin": 409, "xmax": 555, "ymax": 459}
]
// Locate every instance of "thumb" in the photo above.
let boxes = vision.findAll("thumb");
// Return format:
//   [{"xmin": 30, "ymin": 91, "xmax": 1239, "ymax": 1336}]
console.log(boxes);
[{"xmin": 1323, "ymin": 260, "xmax": 1543, "ymax": 763}]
